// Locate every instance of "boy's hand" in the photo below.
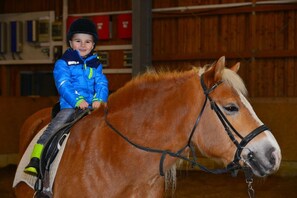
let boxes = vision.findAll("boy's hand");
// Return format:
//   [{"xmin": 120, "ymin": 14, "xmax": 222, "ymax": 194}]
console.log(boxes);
[
  {"xmin": 78, "ymin": 100, "xmax": 89, "ymax": 109},
  {"xmin": 92, "ymin": 101, "xmax": 102, "ymax": 109}
]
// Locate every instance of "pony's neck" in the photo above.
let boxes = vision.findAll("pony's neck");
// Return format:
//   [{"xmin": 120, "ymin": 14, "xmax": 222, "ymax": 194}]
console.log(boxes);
[
  {"xmin": 107, "ymin": 70, "xmax": 203, "ymax": 151},
  {"xmin": 88, "ymin": 69, "xmax": 205, "ymax": 187}
]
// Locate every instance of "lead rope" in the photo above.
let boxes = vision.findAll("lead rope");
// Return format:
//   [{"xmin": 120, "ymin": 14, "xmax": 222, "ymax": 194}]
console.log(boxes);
[
  {"xmin": 243, "ymin": 164, "xmax": 255, "ymax": 198},
  {"xmin": 247, "ymin": 180, "xmax": 255, "ymax": 198}
]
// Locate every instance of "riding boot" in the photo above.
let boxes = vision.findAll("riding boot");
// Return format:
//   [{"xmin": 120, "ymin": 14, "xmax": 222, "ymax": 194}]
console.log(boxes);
[{"xmin": 24, "ymin": 143, "xmax": 44, "ymax": 176}]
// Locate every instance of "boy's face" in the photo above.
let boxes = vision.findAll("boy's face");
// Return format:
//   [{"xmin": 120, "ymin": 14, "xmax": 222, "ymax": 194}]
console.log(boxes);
[{"xmin": 69, "ymin": 33, "xmax": 95, "ymax": 57}]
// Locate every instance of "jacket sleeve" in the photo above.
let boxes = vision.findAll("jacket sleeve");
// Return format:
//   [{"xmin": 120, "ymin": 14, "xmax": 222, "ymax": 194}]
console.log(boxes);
[
  {"xmin": 92, "ymin": 63, "xmax": 109, "ymax": 103},
  {"xmin": 54, "ymin": 59, "xmax": 84, "ymax": 108}
]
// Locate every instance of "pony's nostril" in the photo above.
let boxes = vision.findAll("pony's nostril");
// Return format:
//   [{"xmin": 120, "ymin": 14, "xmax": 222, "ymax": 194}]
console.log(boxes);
[{"xmin": 266, "ymin": 147, "xmax": 276, "ymax": 166}]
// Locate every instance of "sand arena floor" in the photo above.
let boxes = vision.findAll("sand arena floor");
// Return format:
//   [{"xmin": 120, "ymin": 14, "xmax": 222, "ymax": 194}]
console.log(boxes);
[{"xmin": 1, "ymin": 164, "xmax": 297, "ymax": 198}]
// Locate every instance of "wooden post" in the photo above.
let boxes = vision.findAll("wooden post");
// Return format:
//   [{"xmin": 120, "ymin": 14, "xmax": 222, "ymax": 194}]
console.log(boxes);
[
  {"xmin": 249, "ymin": 0, "xmax": 257, "ymax": 97},
  {"xmin": 132, "ymin": 0, "xmax": 152, "ymax": 76},
  {"xmin": 0, "ymin": 65, "xmax": 8, "ymax": 96}
]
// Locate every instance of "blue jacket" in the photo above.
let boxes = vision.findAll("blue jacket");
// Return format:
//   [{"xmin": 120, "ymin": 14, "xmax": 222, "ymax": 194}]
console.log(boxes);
[{"xmin": 53, "ymin": 49, "xmax": 109, "ymax": 109}]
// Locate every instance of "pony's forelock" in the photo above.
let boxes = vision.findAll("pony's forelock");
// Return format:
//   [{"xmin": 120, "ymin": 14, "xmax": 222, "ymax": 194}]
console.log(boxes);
[
  {"xmin": 222, "ymin": 69, "xmax": 247, "ymax": 96},
  {"xmin": 198, "ymin": 63, "xmax": 247, "ymax": 96}
]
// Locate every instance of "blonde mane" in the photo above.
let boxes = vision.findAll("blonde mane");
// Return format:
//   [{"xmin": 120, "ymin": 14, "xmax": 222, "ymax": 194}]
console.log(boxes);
[
  {"xmin": 113, "ymin": 64, "xmax": 247, "ymax": 99},
  {"xmin": 117, "ymin": 67, "xmax": 198, "ymax": 92}
]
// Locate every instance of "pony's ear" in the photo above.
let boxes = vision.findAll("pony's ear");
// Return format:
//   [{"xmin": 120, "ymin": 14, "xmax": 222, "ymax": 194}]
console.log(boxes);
[
  {"xmin": 203, "ymin": 56, "xmax": 225, "ymax": 87},
  {"xmin": 230, "ymin": 62, "xmax": 240, "ymax": 73},
  {"xmin": 214, "ymin": 56, "xmax": 225, "ymax": 82}
]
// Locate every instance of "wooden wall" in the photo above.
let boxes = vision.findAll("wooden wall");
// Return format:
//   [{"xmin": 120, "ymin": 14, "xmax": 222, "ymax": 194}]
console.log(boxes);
[
  {"xmin": 0, "ymin": 97, "xmax": 57, "ymax": 153},
  {"xmin": 151, "ymin": 1, "xmax": 297, "ymax": 97}
]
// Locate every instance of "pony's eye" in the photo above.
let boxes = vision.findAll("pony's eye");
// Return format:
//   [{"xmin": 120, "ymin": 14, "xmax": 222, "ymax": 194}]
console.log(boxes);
[{"xmin": 223, "ymin": 104, "xmax": 239, "ymax": 113}]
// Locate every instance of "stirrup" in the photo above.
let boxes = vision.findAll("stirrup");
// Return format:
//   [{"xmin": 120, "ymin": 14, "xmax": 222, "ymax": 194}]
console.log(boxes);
[{"xmin": 24, "ymin": 157, "xmax": 40, "ymax": 176}]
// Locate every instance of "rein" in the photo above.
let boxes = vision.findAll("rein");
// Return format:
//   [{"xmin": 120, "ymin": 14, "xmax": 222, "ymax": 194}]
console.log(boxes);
[
  {"xmin": 104, "ymin": 73, "xmax": 268, "ymax": 198},
  {"xmin": 104, "ymin": 94, "xmax": 229, "ymax": 176},
  {"xmin": 104, "ymin": 103, "xmax": 222, "ymax": 176}
]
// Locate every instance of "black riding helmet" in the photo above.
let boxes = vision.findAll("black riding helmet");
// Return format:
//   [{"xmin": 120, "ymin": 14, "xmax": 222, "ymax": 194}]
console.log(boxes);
[{"xmin": 67, "ymin": 18, "xmax": 98, "ymax": 45}]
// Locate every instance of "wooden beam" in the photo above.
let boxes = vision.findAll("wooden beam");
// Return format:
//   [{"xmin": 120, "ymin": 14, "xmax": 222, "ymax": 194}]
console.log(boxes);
[
  {"xmin": 153, "ymin": 4, "xmax": 297, "ymax": 19},
  {"xmin": 152, "ymin": 50, "xmax": 297, "ymax": 61}
]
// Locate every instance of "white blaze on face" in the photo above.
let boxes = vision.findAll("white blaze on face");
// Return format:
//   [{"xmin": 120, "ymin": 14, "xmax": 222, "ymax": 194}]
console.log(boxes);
[
  {"xmin": 239, "ymin": 93, "xmax": 281, "ymax": 175},
  {"xmin": 239, "ymin": 93, "xmax": 280, "ymax": 149},
  {"xmin": 239, "ymin": 93, "xmax": 262, "ymax": 125}
]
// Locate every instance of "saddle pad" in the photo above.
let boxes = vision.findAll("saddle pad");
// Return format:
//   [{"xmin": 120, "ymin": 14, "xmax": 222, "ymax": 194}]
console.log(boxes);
[{"xmin": 13, "ymin": 124, "xmax": 70, "ymax": 192}]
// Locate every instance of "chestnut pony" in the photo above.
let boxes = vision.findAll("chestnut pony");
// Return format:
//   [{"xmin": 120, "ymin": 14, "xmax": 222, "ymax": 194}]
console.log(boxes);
[{"xmin": 15, "ymin": 57, "xmax": 281, "ymax": 197}]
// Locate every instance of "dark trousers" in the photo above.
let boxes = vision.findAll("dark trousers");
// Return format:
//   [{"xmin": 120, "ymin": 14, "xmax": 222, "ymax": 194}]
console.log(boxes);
[{"xmin": 37, "ymin": 108, "xmax": 75, "ymax": 145}]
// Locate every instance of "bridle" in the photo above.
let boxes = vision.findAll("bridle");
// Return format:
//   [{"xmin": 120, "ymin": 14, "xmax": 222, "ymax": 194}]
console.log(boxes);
[
  {"xmin": 104, "ymin": 73, "xmax": 269, "ymax": 198},
  {"xmin": 199, "ymin": 73, "xmax": 269, "ymax": 198},
  {"xmin": 199, "ymin": 74, "xmax": 269, "ymax": 173}
]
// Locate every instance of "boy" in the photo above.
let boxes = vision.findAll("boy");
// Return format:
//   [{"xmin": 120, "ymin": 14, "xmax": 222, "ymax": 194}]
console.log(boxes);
[{"xmin": 24, "ymin": 18, "xmax": 109, "ymax": 175}]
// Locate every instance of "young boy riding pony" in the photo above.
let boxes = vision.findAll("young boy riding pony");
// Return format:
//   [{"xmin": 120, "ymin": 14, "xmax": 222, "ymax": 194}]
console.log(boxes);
[{"xmin": 24, "ymin": 18, "xmax": 109, "ymax": 175}]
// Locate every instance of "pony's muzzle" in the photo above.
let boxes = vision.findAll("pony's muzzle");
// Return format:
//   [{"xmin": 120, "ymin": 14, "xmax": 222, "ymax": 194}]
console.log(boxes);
[{"xmin": 243, "ymin": 146, "xmax": 281, "ymax": 177}]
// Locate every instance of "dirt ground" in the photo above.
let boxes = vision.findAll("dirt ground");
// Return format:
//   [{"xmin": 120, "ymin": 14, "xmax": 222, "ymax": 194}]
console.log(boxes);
[{"xmin": 1, "ymin": 164, "xmax": 297, "ymax": 198}]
